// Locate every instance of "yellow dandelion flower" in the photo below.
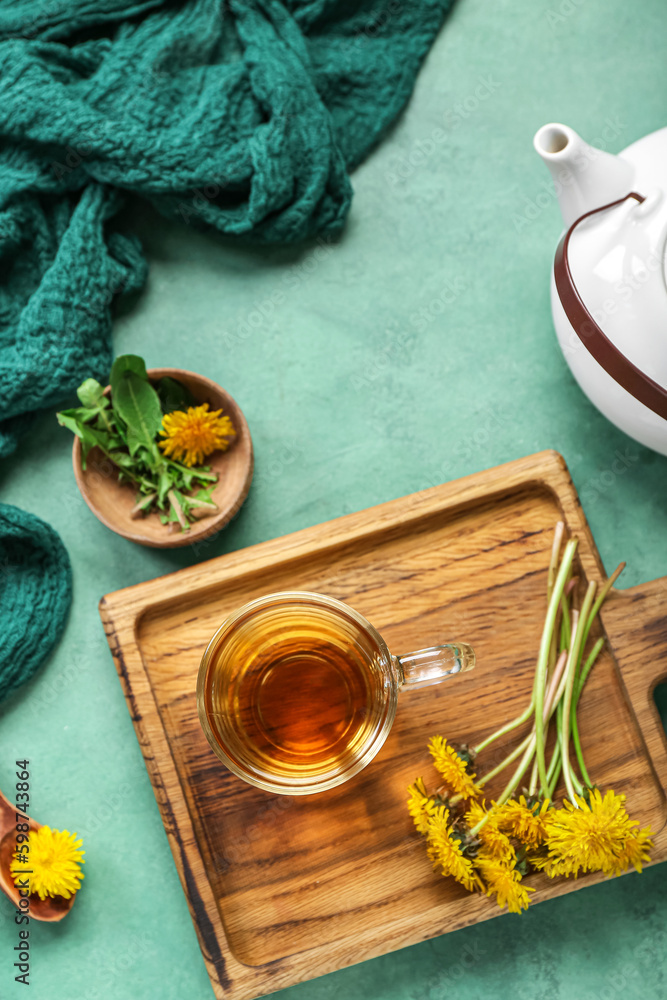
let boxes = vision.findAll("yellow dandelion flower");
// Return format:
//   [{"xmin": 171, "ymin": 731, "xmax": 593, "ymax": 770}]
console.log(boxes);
[
  {"xmin": 497, "ymin": 796, "xmax": 551, "ymax": 848},
  {"xmin": 605, "ymin": 827, "xmax": 653, "ymax": 877},
  {"xmin": 544, "ymin": 789, "xmax": 637, "ymax": 877},
  {"xmin": 465, "ymin": 799, "xmax": 486, "ymax": 828},
  {"xmin": 426, "ymin": 805, "xmax": 476, "ymax": 891},
  {"xmin": 407, "ymin": 778, "xmax": 437, "ymax": 835},
  {"xmin": 159, "ymin": 403, "xmax": 235, "ymax": 467},
  {"xmin": 428, "ymin": 736, "xmax": 480, "ymax": 800},
  {"xmin": 465, "ymin": 801, "xmax": 514, "ymax": 861},
  {"xmin": 527, "ymin": 850, "xmax": 580, "ymax": 879},
  {"xmin": 475, "ymin": 855, "xmax": 534, "ymax": 914},
  {"xmin": 11, "ymin": 826, "xmax": 85, "ymax": 900}
]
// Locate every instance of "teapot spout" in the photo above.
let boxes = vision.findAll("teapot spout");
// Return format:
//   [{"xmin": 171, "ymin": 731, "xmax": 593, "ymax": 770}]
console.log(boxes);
[{"xmin": 534, "ymin": 123, "xmax": 634, "ymax": 228}]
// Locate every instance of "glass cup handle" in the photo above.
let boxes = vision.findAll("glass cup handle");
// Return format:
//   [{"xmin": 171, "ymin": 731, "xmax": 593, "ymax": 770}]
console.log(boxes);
[{"xmin": 393, "ymin": 643, "xmax": 475, "ymax": 691}]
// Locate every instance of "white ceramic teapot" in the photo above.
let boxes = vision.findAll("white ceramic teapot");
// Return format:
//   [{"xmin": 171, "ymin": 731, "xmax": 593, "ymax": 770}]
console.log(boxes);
[{"xmin": 534, "ymin": 122, "xmax": 667, "ymax": 455}]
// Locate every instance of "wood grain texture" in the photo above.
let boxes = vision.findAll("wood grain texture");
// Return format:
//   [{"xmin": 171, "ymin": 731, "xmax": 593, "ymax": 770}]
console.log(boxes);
[{"xmin": 99, "ymin": 450, "xmax": 667, "ymax": 1000}]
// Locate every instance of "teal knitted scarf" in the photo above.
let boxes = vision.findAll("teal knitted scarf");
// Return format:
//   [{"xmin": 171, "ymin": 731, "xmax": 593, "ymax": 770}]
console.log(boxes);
[{"xmin": 0, "ymin": 0, "xmax": 453, "ymax": 696}]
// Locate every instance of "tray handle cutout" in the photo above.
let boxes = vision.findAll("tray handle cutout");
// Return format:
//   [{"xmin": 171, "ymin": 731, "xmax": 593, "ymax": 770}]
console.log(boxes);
[{"xmin": 601, "ymin": 578, "xmax": 667, "ymax": 807}]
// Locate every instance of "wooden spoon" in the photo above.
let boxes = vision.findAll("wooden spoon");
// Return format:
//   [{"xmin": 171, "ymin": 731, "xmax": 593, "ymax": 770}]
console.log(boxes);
[{"xmin": 0, "ymin": 791, "xmax": 76, "ymax": 922}]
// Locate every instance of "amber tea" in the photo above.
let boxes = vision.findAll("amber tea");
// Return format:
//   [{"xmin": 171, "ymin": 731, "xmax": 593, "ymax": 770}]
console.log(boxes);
[
  {"xmin": 197, "ymin": 591, "xmax": 474, "ymax": 795},
  {"xmin": 201, "ymin": 598, "xmax": 390, "ymax": 790}
]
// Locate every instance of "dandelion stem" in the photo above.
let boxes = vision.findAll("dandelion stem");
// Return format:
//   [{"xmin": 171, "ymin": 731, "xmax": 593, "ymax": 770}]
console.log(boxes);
[
  {"xmin": 421, "ymin": 531, "xmax": 622, "ymax": 861},
  {"xmin": 569, "ymin": 760, "xmax": 584, "ymax": 796},
  {"xmin": 560, "ymin": 594, "xmax": 571, "ymax": 652},
  {"xmin": 550, "ymin": 655, "xmax": 570, "ymax": 714},
  {"xmin": 477, "ymin": 649, "xmax": 567, "ymax": 790},
  {"xmin": 497, "ymin": 736, "xmax": 537, "ymax": 808},
  {"xmin": 548, "ymin": 704, "xmax": 566, "ymax": 799},
  {"xmin": 469, "ymin": 735, "xmax": 538, "ymax": 837},
  {"xmin": 574, "ymin": 635, "xmax": 606, "ymax": 705},
  {"xmin": 130, "ymin": 492, "xmax": 156, "ymax": 518},
  {"xmin": 477, "ymin": 732, "xmax": 533, "ymax": 787},
  {"xmin": 475, "ymin": 530, "xmax": 574, "ymax": 759},
  {"xmin": 167, "ymin": 489, "xmax": 188, "ymax": 531},
  {"xmin": 580, "ymin": 563, "xmax": 625, "ymax": 652},
  {"xmin": 546, "ymin": 739, "xmax": 561, "ymax": 796},
  {"xmin": 534, "ymin": 537, "xmax": 578, "ymax": 797},
  {"xmin": 545, "ymin": 650, "xmax": 569, "ymax": 716},
  {"xmin": 547, "ymin": 521, "xmax": 566, "ymax": 601},
  {"xmin": 559, "ymin": 581, "xmax": 596, "ymax": 802},
  {"xmin": 528, "ymin": 757, "xmax": 539, "ymax": 796},
  {"xmin": 570, "ymin": 636, "xmax": 605, "ymax": 788},
  {"xmin": 186, "ymin": 498, "xmax": 218, "ymax": 510},
  {"xmin": 169, "ymin": 460, "xmax": 218, "ymax": 481},
  {"xmin": 473, "ymin": 701, "xmax": 533, "ymax": 755},
  {"xmin": 547, "ymin": 522, "xmax": 565, "ymax": 674},
  {"xmin": 97, "ymin": 406, "xmax": 114, "ymax": 434}
]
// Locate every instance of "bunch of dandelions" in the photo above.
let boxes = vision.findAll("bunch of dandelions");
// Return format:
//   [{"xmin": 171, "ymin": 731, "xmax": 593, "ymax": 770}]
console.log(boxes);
[{"xmin": 407, "ymin": 522, "xmax": 653, "ymax": 914}]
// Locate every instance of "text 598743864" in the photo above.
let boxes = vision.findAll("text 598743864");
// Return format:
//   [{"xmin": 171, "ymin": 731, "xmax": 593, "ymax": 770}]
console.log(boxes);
[{"xmin": 12, "ymin": 760, "xmax": 31, "ymax": 986}]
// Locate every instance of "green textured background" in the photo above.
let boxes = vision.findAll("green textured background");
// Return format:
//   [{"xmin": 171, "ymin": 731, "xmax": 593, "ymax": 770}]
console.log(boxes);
[{"xmin": 3, "ymin": 0, "xmax": 667, "ymax": 996}]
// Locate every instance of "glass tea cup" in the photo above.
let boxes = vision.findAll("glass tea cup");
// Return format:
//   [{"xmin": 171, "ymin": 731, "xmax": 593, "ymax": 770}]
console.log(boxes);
[{"xmin": 197, "ymin": 591, "xmax": 475, "ymax": 796}]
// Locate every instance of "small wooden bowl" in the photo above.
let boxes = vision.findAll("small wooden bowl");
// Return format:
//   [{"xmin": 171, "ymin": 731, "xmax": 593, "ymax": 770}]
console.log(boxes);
[
  {"xmin": 73, "ymin": 368, "xmax": 253, "ymax": 549},
  {"xmin": 0, "ymin": 792, "xmax": 76, "ymax": 922}
]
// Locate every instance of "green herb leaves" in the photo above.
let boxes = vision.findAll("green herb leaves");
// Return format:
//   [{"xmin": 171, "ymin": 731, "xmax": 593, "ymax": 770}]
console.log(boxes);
[
  {"xmin": 114, "ymin": 372, "xmax": 163, "ymax": 455},
  {"xmin": 77, "ymin": 378, "xmax": 107, "ymax": 409},
  {"xmin": 110, "ymin": 355, "xmax": 162, "ymax": 455},
  {"xmin": 156, "ymin": 375, "xmax": 196, "ymax": 414},
  {"xmin": 110, "ymin": 354, "xmax": 148, "ymax": 394},
  {"xmin": 56, "ymin": 356, "xmax": 220, "ymax": 532},
  {"xmin": 56, "ymin": 377, "xmax": 120, "ymax": 463}
]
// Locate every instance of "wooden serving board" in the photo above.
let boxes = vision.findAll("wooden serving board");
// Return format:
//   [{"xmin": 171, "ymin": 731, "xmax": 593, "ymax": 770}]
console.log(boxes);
[{"xmin": 99, "ymin": 451, "xmax": 667, "ymax": 1000}]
